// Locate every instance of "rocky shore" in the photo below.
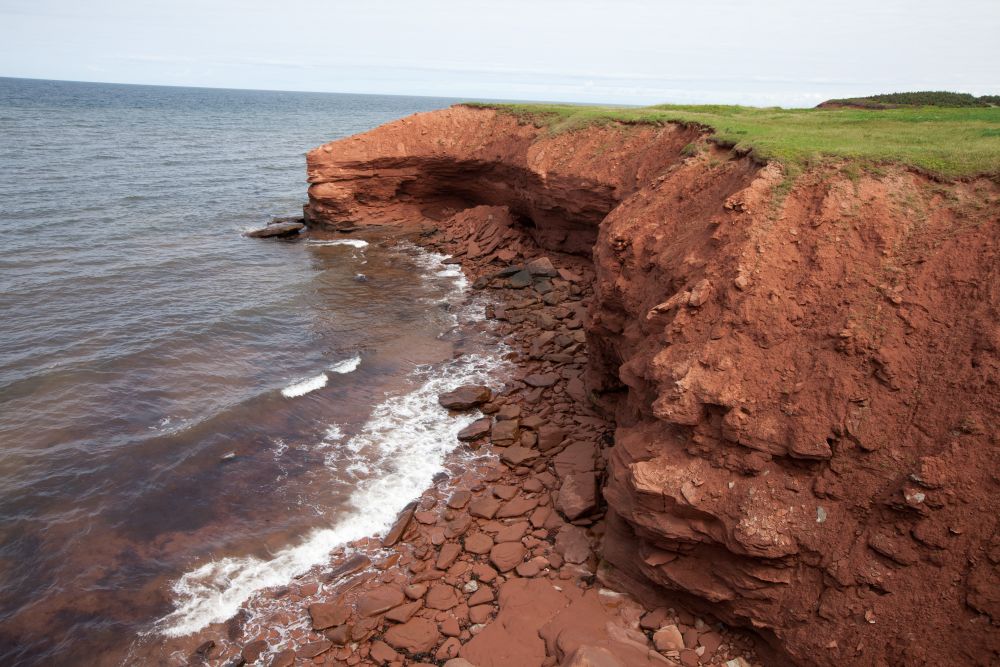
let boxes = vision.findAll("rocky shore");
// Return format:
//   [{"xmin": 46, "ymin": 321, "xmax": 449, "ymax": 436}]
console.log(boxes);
[
  {"xmin": 185, "ymin": 212, "xmax": 765, "ymax": 667},
  {"xmin": 181, "ymin": 102, "xmax": 1000, "ymax": 666}
]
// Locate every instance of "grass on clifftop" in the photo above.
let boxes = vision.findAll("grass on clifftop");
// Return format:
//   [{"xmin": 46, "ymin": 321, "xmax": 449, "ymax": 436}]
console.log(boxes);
[{"xmin": 464, "ymin": 102, "xmax": 1000, "ymax": 179}]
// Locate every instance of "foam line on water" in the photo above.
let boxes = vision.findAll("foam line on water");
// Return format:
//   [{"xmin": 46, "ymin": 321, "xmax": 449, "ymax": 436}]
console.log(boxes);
[
  {"xmin": 330, "ymin": 355, "xmax": 361, "ymax": 374},
  {"xmin": 280, "ymin": 373, "xmax": 327, "ymax": 398},
  {"xmin": 154, "ymin": 240, "xmax": 499, "ymax": 638},
  {"xmin": 155, "ymin": 351, "xmax": 504, "ymax": 638},
  {"xmin": 304, "ymin": 239, "xmax": 368, "ymax": 248}
]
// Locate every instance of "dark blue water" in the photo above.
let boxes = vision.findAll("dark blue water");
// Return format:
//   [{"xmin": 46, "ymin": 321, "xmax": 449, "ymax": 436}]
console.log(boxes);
[{"xmin": 0, "ymin": 78, "xmax": 504, "ymax": 666}]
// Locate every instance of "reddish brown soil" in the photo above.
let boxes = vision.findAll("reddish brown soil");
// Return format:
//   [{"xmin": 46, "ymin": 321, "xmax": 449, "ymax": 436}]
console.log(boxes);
[{"xmin": 276, "ymin": 106, "xmax": 1000, "ymax": 667}]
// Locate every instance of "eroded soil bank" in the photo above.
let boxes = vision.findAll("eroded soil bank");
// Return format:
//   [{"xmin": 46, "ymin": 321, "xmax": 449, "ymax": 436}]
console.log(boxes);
[{"xmin": 185, "ymin": 105, "xmax": 998, "ymax": 666}]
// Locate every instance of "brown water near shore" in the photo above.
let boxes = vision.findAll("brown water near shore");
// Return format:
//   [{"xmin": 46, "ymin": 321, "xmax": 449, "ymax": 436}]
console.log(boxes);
[
  {"xmin": 1, "ymin": 227, "xmax": 509, "ymax": 666},
  {"xmin": 139, "ymin": 216, "xmax": 767, "ymax": 667}
]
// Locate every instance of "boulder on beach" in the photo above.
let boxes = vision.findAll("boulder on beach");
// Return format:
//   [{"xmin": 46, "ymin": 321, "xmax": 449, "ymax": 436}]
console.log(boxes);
[
  {"xmin": 438, "ymin": 385, "xmax": 492, "ymax": 410},
  {"xmin": 245, "ymin": 221, "xmax": 305, "ymax": 238}
]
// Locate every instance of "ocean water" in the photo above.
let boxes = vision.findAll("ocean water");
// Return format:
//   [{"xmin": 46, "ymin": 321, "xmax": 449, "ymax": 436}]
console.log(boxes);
[{"xmin": 0, "ymin": 78, "xmax": 502, "ymax": 665}]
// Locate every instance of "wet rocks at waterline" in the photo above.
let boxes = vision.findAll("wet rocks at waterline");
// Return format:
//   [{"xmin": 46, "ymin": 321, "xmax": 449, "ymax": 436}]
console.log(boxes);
[{"xmin": 245, "ymin": 217, "xmax": 306, "ymax": 238}]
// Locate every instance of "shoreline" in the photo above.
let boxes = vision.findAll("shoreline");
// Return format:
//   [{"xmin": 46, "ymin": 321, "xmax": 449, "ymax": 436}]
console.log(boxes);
[{"xmin": 163, "ymin": 219, "xmax": 764, "ymax": 667}]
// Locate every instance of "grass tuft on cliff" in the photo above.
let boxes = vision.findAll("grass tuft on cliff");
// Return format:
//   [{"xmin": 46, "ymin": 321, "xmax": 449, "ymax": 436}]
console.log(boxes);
[{"xmin": 464, "ymin": 102, "xmax": 1000, "ymax": 179}]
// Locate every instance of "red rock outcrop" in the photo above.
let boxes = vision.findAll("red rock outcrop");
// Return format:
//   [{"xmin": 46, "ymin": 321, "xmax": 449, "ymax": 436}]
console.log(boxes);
[
  {"xmin": 306, "ymin": 105, "xmax": 699, "ymax": 254},
  {"xmin": 305, "ymin": 106, "xmax": 1000, "ymax": 666}
]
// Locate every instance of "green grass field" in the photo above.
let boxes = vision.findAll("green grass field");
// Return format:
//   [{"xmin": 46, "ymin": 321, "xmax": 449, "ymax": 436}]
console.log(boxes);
[{"xmin": 465, "ymin": 102, "xmax": 1000, "ymax": 179}]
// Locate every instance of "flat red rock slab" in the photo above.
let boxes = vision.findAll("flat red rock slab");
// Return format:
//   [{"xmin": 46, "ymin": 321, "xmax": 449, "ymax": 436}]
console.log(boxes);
[
  {"xmin": 536, "ymin": 425, "xmax": 566, "ymax": 451},
  {"xmin": 436, "ymin": 543, "xmax": 462, "ymax": 570},
  {"xmin": 459, "ymin": 579, "xmax": 573, "ymax": 667},
  {"xmin": 308, "ymin": 601, "xmax": 350, "ymax": 630},
  {"xmin": 369, "ymin": 640, "xmax": 401, "ymax": 663},
  {"xmin": 500, "ymin": 446, "xmax": 538, "ymax": 466},
  {"xmin": 469, "ymin": 497, "xmax": 501, "ymax": 519},
  {"xmin": 425, "ymin": 583, "xmax": 460, "ymax": 610},
  {"xmin": 556, "ymin": 471, "xmax": 597, "ymax": 520},
  {"xmin": 553, "ymin": 442, "xmax": 596, "ymax": 477},
  {"xmin": 458, "ymin": 417, "xmax": 492, "ymax": 441},
  {"xmin": 496, "ymin": 496, "xmax": 539, "ymax": 519},
  {"xmin": 296, "ymin": 640, "xmax": 332, "ymax": 659},
  {"xmin": 464, "ymin": 532, "xmax": 494, "ymax": 555},
  {"xmin": 491, "ymin": 419, "xmax": 520, "ymax": 443},
  {"xmin": 468, "ymin": 586, "xmax": 495, "ymax": 606},
  {"xmin": 445, "ymin": 514, "xmax": 472, "ymax": 538},
  {"xmin": 524, "ymin": 372, "xmax": 560, "ymax": 388},
  {"xmin": 385, "ymin": 600, "xmax": 423, "ymax": 623},
  {"xmin": 447, "ymin": 490, "xmax": 472, "ymax": 509},
  {"xmin": 438, "ymin": 385, "xmax": 492, "ymax": 410},
  {"xmin": 383, "ymin": 617, "xmax": 442, "ymax": 654},
  {"xmin": 491, "ymin": 484, "xmax": 518, "ymax": 500},
  {"xmin": 494, "ymin": 521, "xmax": 529, "ymax": 543},
  {"xmin": 555, "ymin": 525, "xmax": 591, "ymax": 564},
  {"xmin": 357, "ymin": 585, "xmax": 405, "ymax": 617},
  {"xmin": 382, "ymin": 501, "xmax": 417, "ymax": 547},
  {"xmin": 489, "ymin": 542, "xmax": 527, "ymax": 572}
]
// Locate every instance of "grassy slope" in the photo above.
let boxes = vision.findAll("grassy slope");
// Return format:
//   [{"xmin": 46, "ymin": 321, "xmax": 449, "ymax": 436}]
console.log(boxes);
[{"xmin": 465, "ymin": 102, "xmax": 1000, "ymax": 179}]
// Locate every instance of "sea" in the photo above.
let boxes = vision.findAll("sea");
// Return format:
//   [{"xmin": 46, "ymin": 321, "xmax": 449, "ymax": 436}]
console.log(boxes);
[{"xmin": 0, "ymin": 77, "xmax": 505, "ymax": 665}]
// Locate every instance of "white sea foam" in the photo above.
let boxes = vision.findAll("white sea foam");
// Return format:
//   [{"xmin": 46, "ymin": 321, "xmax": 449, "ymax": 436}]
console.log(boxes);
[
  {"xmin": 272, "ymin": 438, "xmax": 288, "ymax": 459},
  {"xmin": 155, "ymin": 241, "xmax": 505, "ymax": 639},
  {"xmin": 323, "ymin": 424, "xmax": 345, "ymax": 442},
  {"xmin": 280, "ymin": 373, "xmax": 327, "ymax": 398},
  {"xmin": 329, "ymin": 354, "xmax": 361, "ymax": 374},
  {"xmin": 434, "ymin": 266, "xmax": 464, "ymax": 279},
  {"xmin": 305, "ymin": 239, "xmax": 369, "ymax": 248},
  {"xmin": 156, "ymin": 350, "xmax": 504, "ymax": 638}
]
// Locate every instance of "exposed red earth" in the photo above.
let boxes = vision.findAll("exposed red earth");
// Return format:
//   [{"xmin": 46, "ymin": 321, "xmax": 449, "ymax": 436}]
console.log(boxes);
[{"xmin": 179, "ymin": 105, "xmax": 998, "ymax": 666}]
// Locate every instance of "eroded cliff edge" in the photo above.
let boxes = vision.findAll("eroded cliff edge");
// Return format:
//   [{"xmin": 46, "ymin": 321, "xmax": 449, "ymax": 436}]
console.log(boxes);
[{"xmin": 306, "ymin": 106, "xmax": 1000, "ymax": 666}]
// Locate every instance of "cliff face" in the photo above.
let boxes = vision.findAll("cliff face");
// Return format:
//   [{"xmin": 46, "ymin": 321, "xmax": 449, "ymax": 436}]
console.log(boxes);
[
  {"xmin": 307, "ymin": 106, "xmax": 700, "ymax": 254},
  {"xmin": 306, "ymin": 107, "xmax": 1000, "ymax": 666}
]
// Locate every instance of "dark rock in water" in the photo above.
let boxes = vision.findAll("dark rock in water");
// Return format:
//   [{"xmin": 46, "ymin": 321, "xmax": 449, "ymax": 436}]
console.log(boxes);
[
  {"xmin": 192, "ymin": 640, "xmax": 216, "ymax": 660},
  {"xmin": 432, "ymin": 471, "xmax": 449, "ymax": 484},
  {"xmin": 353, "ymin": 273, "xmax": 368, "ymax": 282},
  {"xmin": 472, "ymin": 276, "xmax": 490, "ymax": 290},
  {"xmin": 269, "ymin": 215, "xmax": 304, "ymax": 225},
  {"xmin": 438, "ymin": 385, "xmax": 492, "ymax": 410},
  {"xmin": 246, "ymin": 221, "xmax": 304, "ymax": 239},
  {"xmin": 508, "ymin": 269, "xmax": 533, "ymax": 289},
  {"xmin": 443, "ymin": 257, "xmax": 463, "ymax": 265}
]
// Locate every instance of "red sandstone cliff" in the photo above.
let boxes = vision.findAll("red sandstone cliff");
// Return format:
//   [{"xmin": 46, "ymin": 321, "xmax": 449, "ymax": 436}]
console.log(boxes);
[{"xmin": 306, "ymin": 106, "xmax": 1000, "ymax": 666}]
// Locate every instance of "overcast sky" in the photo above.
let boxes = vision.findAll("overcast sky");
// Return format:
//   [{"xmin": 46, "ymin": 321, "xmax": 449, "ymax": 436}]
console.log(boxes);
[{"xmin": 0, "ymin": 0, "xmax": 997, "ymax": 106}]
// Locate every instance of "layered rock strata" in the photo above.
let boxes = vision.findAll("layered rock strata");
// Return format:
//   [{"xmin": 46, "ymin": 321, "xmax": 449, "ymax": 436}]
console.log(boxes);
[{"xmin": 303, "ymin": 106, "xmax": 1000, "ymax": 666}]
